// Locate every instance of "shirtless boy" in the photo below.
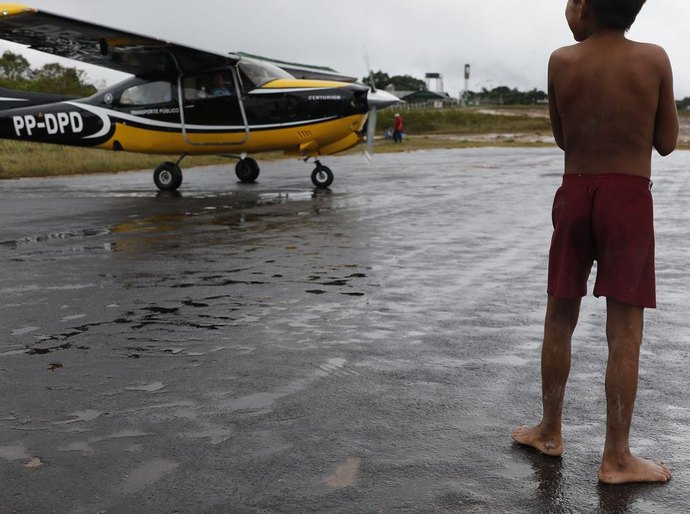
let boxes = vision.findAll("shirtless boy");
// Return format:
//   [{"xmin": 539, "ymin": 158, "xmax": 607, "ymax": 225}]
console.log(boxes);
[{"xmin": 512, "ymin": 0, "xmax": 678, "ymax": 485}]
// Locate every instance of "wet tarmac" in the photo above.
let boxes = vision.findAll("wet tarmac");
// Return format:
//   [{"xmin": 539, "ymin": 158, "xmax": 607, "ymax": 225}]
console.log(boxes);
[{"xmin": 1, "ymin": 148, "xmax": 690, "ymax": 513}]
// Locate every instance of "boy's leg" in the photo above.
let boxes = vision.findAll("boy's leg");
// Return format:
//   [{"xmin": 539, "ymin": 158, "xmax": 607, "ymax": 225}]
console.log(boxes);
[
  {"xmin": 598, "ymin": 297, "xmax": 671, "ymax": 484},
  {"xmin": 512, "ymin": 295, "xmax": 581, "ymax": 456}
]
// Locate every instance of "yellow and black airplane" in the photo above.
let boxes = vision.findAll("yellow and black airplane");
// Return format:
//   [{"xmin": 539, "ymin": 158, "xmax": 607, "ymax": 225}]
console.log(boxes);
[{"xmin": 0, "ymin": 4, "xmax": 398, "ymax": 190}]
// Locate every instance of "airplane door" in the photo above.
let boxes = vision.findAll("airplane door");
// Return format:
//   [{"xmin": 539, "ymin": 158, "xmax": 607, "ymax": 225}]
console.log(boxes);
[{"xmin": 178, "ymin": 68, "xmax": 249, "ymax": 146}]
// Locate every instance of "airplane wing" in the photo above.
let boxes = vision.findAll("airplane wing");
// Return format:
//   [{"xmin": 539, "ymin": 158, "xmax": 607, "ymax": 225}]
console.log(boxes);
[{"xmin": 0, "ymin": 4, "xmax": 238, "ymax": 76}]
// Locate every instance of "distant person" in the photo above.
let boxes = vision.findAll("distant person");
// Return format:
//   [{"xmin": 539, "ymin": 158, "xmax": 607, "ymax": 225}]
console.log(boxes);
[
  {"xmin": 392, "ymin": 113, "xmax": 404, "ymax": 143},
  {"xmin": 511, "ymin": 0, "xmax": 678, "ymax": 485},
  {"xmin": 208, "ymin": 74, "xmax": 231, "ymax": 96}
]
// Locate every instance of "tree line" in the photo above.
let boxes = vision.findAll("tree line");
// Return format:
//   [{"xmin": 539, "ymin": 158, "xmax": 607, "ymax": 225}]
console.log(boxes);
[
  {"xmin": 0, "ymin": 50, "xmax": 96, "ymax": 96},
  {"xmin": 365, "ymin": 68, "xmax": 690, "ymax": 108},
  {"xmin": 3, "ymin": 53, "xmax": 690, "ymax": 110},
  {"xmin": 361, "ymin": 70, "xmax": 428, "ymax": 92},
  {"xmin": 466, "ymin": 86, "xmax": 547, "ymax": 106},
  {"xmin": 363, "ymin": 69, "xmax": 549, "ymax": 105}
]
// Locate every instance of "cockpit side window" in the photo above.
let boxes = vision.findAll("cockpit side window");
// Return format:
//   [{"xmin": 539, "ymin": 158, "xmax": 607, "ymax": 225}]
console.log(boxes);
[
  {"xmin": 183, "ymin": 72, "xmax": 234, "ymax": 100},
  {"xmin": 119, "ymin": 81, "xmax": 172, "ymax": 106}
]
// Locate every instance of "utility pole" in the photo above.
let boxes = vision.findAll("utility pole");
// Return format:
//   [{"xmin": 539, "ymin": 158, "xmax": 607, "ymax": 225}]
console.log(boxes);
[{"xmin": 462, "ymin": 64, "xmax": 470, "ymax": 106}]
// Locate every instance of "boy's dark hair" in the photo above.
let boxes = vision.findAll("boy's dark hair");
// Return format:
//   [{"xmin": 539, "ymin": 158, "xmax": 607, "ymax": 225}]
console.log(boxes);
[{"xmin": 589, "ymin": 0, "xmax": 647, "ymax": 30}]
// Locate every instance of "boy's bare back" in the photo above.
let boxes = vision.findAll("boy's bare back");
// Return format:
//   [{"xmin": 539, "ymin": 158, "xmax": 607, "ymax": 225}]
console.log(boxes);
[
  {"xmin": 514, "ymin": 0, "xmax": 678, "ymax": 487},
  {"xmin": 549, "ymin": 32, "xmax": 678, "ymax": 178}
]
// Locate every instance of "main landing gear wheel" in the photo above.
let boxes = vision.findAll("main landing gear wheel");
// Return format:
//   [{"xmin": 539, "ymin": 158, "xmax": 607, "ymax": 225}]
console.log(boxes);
[
  {"xmin": 235, "ymin": 157, "xmax": 260, "ymax": 183},
  {"xmin": 153, "ymin": 162, "xmax": 183, "ymax": 191},
  {"xmin": 311, "ymin": 162, "xmax": 333, "ymax": 188}
]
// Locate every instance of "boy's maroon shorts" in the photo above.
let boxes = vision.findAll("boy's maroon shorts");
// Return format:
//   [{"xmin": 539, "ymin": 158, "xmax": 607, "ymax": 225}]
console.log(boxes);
[{"xmin": 547, "ymin": 173, "xmax": 656, "ymax": 308}]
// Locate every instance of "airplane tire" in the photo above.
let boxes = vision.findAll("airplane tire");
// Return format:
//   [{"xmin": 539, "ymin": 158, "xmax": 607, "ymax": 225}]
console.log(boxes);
[
  {"xmin": 235, "ymin": 158, "xmax": 260, "ymax": 183},
  {"xmin": 311, "ymin": 165, "xmax": 333, "ymax": 188},
  {"xmin": 154, "ymin": 162, "xmax": 183, "ymax": 191}
]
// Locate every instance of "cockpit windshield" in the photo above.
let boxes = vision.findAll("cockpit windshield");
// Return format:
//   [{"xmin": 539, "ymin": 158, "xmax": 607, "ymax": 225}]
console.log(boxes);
[{"xmin": 238, "ymin": 58, "xmax": 294, "ymax": 89}]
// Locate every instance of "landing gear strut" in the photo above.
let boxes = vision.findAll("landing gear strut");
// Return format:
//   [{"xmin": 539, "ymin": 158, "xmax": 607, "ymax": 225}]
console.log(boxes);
[{"xmin": 310, "ymin": 160, "xmax": 333, "ymax": 188}]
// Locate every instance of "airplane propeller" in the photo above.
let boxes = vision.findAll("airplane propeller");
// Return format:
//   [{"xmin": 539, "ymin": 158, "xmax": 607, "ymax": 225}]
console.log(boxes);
[
  {"xmin": 365, "ymin": 88, "xmax": 399, "ymax": 157},
  {"xmin": 365, "ymin": 68, "xmax": 378, "ymax": 159},
  {"xmin": 363, "ymin": 61, "xmax": 399, "ymax": 160}
]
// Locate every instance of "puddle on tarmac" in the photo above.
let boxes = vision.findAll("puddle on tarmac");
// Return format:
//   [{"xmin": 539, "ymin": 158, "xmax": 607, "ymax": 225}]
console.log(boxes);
[
  {"xmin": 125, "ymin": 382, "xmax": 166, "ymax": 392},
  {"xmin": 484, "ymin": 355, "xmax": 531, "ymax": 366},
  {"xmin": 224, "ymin": 390, "xmax": 291, "ymax": 413},
  {"xmin": 224, "ymin": 357, "xmax": 355, "ymax": 413},
  {"xmin": 0, "ymin": 348, "xmax": 29, "ymax": 357},
  {"xmin": 323, "ymin": 457, "xmax": 361, "ymax": 488},
  {"xmin": 91, "ymin": 429, "xmax": 151, "ymax": 442},
  {"xmin": 121, "ymin": 458, "xmax": 179, "ymax": 494},
  {"xmin": 314, "ymin": 358, "xmax": 359, "ymax": 378},
  {"xmin": 183, "ymin": 424, "xmax": 232, "ymax": 445},
  {"xmin": 60, "ymin": 314, "xmax": 87, "ymax": 322},
  {"xmin": 53, "ymin": 409, "xmax": 103, "ymax": 425},
  {"xmin": 0, "ymin": 445, "xmax": 30, "ymax": 461},
  {"xmin": 11, "ymin": 326, "xmax": 39, "ymax": 336}
]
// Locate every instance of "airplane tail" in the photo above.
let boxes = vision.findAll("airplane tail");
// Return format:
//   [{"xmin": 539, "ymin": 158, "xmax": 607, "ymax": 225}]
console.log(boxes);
[{"xmin": 0, "ymin": 86, "xmax": 76, "ymax": 111}]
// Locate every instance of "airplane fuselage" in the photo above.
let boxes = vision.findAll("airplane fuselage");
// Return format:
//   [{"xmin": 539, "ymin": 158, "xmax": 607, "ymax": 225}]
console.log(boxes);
[{"xmin": 0, "ymin": 64, "xmax": 371, "ymax": 159}]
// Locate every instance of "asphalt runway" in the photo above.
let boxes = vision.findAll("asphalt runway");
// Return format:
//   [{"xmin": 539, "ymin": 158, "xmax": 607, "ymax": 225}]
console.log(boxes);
[{"xmin": 2, "ymin": 147, "xmax": 690, "ymax": 513}]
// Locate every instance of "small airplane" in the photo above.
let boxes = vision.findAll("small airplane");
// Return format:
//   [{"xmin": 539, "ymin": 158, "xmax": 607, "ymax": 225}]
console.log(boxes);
[{"xmin": 0, "ymin": 4, "xmax": 398, "ymax": 191}]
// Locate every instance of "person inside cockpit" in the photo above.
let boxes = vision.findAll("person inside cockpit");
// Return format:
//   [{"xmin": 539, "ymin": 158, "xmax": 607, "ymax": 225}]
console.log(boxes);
[{"xmin": 208, "ymin": 73, "xmax": 231, "ymax": 96}]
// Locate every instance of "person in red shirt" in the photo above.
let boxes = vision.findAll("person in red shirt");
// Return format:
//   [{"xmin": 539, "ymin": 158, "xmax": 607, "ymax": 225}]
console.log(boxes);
[{"xmin": 392, "ymin": 113, "xmax": 404, "ymax": 143}]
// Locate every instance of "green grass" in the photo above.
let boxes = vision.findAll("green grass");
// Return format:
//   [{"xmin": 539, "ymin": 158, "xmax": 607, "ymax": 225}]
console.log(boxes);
[
  {"xmin": 376, "ymin": 105, "xmax": 551, "ymax": 134},
  {"xmin": 0, "ymin": 140, "xmax": 286, "ymax": 179}
]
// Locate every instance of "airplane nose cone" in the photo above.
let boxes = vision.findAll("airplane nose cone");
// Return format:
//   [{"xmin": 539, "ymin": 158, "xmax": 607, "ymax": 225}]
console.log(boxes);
[{"xmin": 367, "ymin": 89, "xmax": 399, "ymax": 110}]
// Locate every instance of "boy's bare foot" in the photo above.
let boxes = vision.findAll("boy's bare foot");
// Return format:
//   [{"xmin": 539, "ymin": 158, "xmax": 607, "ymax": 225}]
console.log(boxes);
[
  {"xmin": 511, "ymin": 424, "xmax": 564, "ymax": 457},
  {"xmin": 598, "ymin": 454, "xmax": 671, "ymax": 484}
]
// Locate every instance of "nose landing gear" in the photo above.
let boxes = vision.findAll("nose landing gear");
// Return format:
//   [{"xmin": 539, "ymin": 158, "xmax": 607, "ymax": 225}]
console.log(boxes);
[
  {"xmin": 310, "ymin": 159, "xmax": 333, "ymax": 188},
  {"xmin": 235, "ymin": 157, "xmax": 260, "ymax": 183}
]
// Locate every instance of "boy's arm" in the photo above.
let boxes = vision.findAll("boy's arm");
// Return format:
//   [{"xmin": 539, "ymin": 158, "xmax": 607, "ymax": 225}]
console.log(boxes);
[
  {"xmin": 653, "ymin": 47, "xmax": 679, "ymax": 156},
  {"xmin": 547, "ymin": 52, "xmax": 564, "ymax": 150}
]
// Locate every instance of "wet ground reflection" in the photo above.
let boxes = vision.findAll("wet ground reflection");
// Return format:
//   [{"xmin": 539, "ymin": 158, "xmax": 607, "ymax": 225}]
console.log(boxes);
[
  {"xmin": 512, "ymin": 445, "xmax": 567, "ymax": 512},
  {"xmin": 598, "ymin": 482, "xmax": 646, "ymax": 513},
  {"xmin": 1, "ymin": 149, "xmax": 690, "ymax": 511}
]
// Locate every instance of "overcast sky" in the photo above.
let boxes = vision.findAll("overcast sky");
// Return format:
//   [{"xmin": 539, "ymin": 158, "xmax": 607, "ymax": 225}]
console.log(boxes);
[{"xmin": 3, "ymin": 0, "xmax": 690, "ymax": 98}]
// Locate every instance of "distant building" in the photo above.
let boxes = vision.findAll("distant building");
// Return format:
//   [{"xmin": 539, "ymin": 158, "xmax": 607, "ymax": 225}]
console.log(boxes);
[{"xmin": 385, "ymin": 86, "xmax": 456, "ymax": 109}]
